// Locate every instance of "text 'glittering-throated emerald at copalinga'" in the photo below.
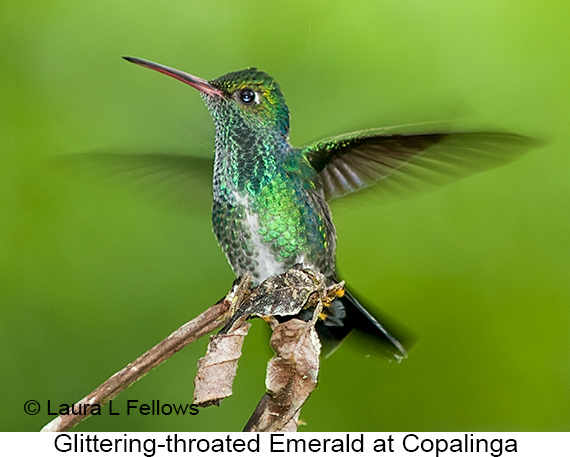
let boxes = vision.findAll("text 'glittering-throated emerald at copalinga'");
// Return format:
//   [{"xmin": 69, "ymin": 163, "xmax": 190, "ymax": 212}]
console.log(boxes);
[{"xmin": 122, "ymin": 56, "xmax": 538, "ymax": 359}]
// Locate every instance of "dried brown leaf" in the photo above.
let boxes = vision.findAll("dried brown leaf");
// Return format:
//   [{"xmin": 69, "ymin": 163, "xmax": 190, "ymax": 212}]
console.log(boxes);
[
  {"xmin": 221, "ymin": 268, "xmax": 328, "ymax": 334},
  {"xmin": 244, "ymin": 318, "xmax": 321, "ymax": 432},
  {"xmin": 193, "ymin": 322, "xmax": 251, "ymax": 407}
]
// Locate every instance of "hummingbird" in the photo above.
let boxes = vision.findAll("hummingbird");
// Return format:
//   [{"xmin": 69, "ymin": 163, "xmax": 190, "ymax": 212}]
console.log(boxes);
[{"xmin": 119, "ymin": 56, "xmax": 536, "ymax": 359}]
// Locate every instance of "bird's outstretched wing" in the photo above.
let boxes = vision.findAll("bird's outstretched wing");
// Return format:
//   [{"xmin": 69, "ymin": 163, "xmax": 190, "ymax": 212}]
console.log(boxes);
[
  {"xmin": 51, "ymin": 152, "xmax": 214, "ymax": 212},
  {"xmin": 302, "ymin": 128, "xmax": 540, "ymax": 201}
]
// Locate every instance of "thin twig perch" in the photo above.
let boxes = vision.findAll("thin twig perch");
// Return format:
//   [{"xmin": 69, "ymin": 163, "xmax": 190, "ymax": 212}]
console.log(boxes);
[{"xmin": 40, "ymin": 283, "xmax": 240, "ymax": 432}]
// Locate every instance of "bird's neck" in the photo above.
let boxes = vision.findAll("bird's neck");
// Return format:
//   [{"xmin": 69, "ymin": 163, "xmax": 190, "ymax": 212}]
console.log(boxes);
[{"xmin": 212, "ymin": 117, "xmax": 290, "ymax": 201}]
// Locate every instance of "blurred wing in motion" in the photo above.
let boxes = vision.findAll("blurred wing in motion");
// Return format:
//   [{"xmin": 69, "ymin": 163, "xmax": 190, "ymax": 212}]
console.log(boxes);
[
  {"xmin": 51, "ymin": 152, "xmax": 214, "ymax": 213},
  {"xmin": 303, "ymin": 129, "xmax": 541, "ymax": 201}
]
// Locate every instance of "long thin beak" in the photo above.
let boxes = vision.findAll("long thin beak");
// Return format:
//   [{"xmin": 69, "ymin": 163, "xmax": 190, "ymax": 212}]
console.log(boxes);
[{"xmin": 123, "ymin": 56, "xmax": 223, "ymax": 98}]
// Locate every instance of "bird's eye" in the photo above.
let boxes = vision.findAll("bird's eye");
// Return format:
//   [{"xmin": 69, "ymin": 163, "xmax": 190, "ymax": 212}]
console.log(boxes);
[{"xmin": 239, "ymin": 89, "xmax": 255, "ymax": 104}]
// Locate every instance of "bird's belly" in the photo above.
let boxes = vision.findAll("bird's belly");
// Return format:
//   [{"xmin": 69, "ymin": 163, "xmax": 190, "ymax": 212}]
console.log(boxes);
[
  {"xmin": 242, "ymin": 208, "xmax": 297, "ymax": 281},
  {"xmin": 212, "ymin": 195, "xmax": 324, "ymax": 284}
]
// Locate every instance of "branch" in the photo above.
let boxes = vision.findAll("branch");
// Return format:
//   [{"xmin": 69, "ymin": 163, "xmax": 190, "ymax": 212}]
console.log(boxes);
[
  {"xmin": 41, "ymin": 268, "xmax": 343, "ymax": 433},
  {"xmin": 40, "ymin": 279, "xmax": 247, "ymax": 432}
]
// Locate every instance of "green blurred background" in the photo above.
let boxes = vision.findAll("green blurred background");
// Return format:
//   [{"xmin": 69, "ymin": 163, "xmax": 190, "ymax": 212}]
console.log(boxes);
[{"xmin": 1, "ymin": 0, "xmax": 569, "ymax": 432}]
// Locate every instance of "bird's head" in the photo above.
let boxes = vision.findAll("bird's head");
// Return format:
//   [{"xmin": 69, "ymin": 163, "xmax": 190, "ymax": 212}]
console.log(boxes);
[{"xmin": 123, "ymin": 57, "xmax": 290, "ymax": 138}]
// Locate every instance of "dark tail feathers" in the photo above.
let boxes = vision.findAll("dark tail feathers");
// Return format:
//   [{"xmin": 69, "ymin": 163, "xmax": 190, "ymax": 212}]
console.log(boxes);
[{"xmin": 316, "ymin": 287, "xmax": 413, "ymax": 360}]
